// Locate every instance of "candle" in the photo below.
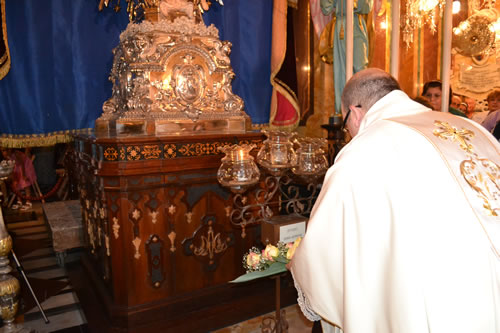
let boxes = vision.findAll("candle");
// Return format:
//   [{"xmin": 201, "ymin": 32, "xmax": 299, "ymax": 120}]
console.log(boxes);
[
  {"xmin": 234, "ymin": 168, "xmax": 249, "ymax": 183},
  {"xmin": 270, "ymin": 144, "xmax": 287, "ymax": 165},
  {"xmin": 232, "ymin": 148, "xmax": 251, "ymax": 183}
]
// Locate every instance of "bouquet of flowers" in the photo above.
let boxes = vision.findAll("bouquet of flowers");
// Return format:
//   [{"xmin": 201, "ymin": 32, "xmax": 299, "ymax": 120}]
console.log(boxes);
[{"xmin": 230, "ymin": 237, "xmax": 302, "ymax": 283}]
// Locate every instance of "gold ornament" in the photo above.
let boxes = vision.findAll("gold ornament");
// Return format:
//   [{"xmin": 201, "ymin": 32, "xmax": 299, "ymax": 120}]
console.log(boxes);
[{"xmin": 453, "ymin": 9, "xmax": 498, "ymax": 57}]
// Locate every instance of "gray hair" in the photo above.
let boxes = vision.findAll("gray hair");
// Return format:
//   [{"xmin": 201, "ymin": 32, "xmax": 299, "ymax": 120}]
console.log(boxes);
[{"xmin": 341, "ymin": 68, "xmax": 400, "ymax": 112}]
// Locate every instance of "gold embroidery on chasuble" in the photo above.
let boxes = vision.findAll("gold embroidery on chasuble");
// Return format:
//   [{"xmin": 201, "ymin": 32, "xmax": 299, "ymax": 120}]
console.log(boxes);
[
  {"xmin": 388, "ymin": 113, "xmax": 500, "ymax": 259},
  {"xmin": 433, "ymin": 121, "xmax": 500, "ymax": 217},
  {"xmin": 433, "ymin": 121, "xmax": 474, "ymax": 154}
]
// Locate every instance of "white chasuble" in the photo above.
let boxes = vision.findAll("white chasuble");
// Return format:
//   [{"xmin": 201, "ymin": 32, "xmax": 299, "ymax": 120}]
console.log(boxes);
[{"xmin": 290, "ymin": 90, "xmax": 500, "ymax": 333}]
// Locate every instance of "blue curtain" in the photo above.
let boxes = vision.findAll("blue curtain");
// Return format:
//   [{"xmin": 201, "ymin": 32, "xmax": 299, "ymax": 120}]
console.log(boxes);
[
  {"xmin": 0, "ymin": 1, "xmax": 128, "ymax": 137},
  {"xmin": 0, "ymin": 0, "xmax": 272, "ymax": 143},
  {"xmin": 203, "ymin": 1, "xmax": 273, "ymax": 125}
]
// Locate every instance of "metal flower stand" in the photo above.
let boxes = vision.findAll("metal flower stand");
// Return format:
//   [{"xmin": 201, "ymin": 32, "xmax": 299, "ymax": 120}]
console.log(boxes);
[{"xmin": 261, "ymin": 273, "xmax": 289, "ymax": 333}]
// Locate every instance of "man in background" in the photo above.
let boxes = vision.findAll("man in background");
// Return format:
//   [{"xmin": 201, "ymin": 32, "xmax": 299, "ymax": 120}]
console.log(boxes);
[
  {"xmin": 450, "ymin": 94, "xmax": 461, "ymax": 109},
  {"xmin": 291, "ymin": 68, "xmax": 499, "ymax": 333},
  {"xmin": 421, "ymin": 80, "xmax": 466, "ymax": 117},
  {"xmin": 464, "ymin": 96, "xmax": 488, "ymax": 123},
  {"xmin": 464, "ymin": 96, "xmax": 477, "ymax": 118},
  {"xmin": 482, "ymin": 89, "xmax": 500, "ymax": 132}
]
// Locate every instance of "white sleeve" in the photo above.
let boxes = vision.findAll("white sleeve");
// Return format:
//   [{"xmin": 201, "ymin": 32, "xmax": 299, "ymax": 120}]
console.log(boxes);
[{"xmin": 291, "ymin": 270, "xmax": 322, "ymax": 322}]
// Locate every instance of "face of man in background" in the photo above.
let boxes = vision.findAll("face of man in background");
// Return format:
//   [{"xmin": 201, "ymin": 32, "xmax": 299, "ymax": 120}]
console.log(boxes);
[
  {"xmin": 458, "ymin": 103, "xmax": 468, "ymax": 112},
  {"xmin": 451, "ymin": 96, "xmax": 461, "ymax": 109},
  {"xmin": 488, "ymin": 96, "xmax": 500, "ymax": 112},
  {"xmin": 464, "ymin": 97, "xmax": 476, "ymax": 112}
]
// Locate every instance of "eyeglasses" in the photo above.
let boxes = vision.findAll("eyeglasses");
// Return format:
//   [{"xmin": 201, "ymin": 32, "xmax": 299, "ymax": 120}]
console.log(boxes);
[
  {"xmin": 342, "ymin": 104, "xmax": 362, "ymax": 133},
  {"xmin": 341, "ymin": 109, "xmax": 351, "ymax": 133}
]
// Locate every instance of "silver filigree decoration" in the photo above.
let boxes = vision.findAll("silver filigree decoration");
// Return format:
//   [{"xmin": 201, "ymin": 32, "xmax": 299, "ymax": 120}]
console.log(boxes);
[{"xmin": 120, "ymin": 17, "xmax": 220, "ymax": 42}]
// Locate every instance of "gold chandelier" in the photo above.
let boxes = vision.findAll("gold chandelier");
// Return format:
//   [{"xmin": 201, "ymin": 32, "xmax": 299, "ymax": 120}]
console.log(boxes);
[{"xmin": 402, "ymin": 0, "xmax": 445, "ymax": 47}]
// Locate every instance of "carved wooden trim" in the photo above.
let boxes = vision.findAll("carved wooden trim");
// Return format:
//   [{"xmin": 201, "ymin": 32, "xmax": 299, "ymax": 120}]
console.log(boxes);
[
  {"xmin": 98, "ymin": 139, "xmax": 262, "ymax": 161},
  {"xmin": 146, "ymin": 234, "xmax": 165, "ymax": 288}
]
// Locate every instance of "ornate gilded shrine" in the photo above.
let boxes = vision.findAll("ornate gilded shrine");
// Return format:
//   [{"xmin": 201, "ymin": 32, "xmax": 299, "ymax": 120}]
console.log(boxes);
[{"xmin": 95, "ymin": 0, "xmax": 249, "ymax": 136}]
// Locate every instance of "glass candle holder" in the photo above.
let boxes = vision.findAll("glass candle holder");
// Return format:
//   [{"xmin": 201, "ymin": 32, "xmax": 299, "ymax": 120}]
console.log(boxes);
[
  {"xmin": 256, "ymin": 130, "xmax": 296, "ymax": 176},
  {"xmin": 217, "ymin": 144, "xmax": 260, "ymax": 193},
  {"xmin": 291, "ymin": 137, "xmax": 328, "ymax": 181}
]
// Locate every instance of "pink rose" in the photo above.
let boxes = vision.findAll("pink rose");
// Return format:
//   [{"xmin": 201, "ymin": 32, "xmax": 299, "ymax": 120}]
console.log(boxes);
[
  {"xmin": 286, "ymin": 237, "xmax": 302, "ymax": 260},
  {"xmin": 246, "ymin": 252, "xmax": 261, "ymax": 269},
  {"xmin": 262, "ymin": 244, "xmax": 280, "ymax": 261}
]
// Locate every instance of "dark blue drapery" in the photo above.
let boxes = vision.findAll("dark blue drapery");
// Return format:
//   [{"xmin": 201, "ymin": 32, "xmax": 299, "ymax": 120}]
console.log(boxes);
[
  {"xmin": 0, "ymin": 0, "xmax": 272, "ymax": 145},
  {"xmin": 203, "ymin": 1, "xmax": 273, "ymax": 125}
]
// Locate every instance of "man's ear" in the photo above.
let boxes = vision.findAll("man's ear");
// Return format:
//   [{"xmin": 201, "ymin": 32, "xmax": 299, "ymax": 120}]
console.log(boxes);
[{"xmin": 349, "ymin": 105, "xmax": 364, "ymax": 128}]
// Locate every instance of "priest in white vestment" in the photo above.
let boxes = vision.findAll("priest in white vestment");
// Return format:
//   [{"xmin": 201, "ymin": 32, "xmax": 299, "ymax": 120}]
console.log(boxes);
[{"xmin": 290, "ymin": 68, "xmax": 500, "ymax": 333}]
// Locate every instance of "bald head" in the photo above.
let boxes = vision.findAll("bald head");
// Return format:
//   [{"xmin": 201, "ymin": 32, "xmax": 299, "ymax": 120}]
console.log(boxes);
[{"xmin": 341, "ymin": 68, "xmax": 400, "ymax": 114}]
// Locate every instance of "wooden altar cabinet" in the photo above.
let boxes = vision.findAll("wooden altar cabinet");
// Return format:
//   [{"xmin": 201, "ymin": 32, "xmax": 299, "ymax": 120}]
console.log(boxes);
[{"xmin": 69, "ymin": 132, "xmax": 298, "ymax": 332}]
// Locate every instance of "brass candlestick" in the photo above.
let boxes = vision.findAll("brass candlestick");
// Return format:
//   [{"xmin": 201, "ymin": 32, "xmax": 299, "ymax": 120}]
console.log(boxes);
[
  {"xmin": 0, "ymin": 197, "xmax": 20, "ymax": 330},
  {"xmin": 0, "ymin": 174, "xmax": 40, "ymax": 333}
]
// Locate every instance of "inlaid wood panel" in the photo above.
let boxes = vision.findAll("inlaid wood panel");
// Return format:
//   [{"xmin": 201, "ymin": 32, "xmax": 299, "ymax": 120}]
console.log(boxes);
[{"xmin": 69, "ymin": 132, "xmax": 298, "ymax": 332}]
